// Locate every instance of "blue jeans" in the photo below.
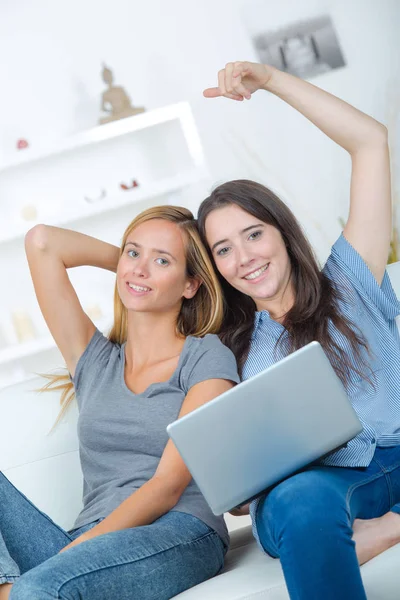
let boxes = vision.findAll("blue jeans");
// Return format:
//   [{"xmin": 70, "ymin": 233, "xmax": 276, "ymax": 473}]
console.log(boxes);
[
  {"xmin": 254, "ymin": 445, "xmax": 400, "ymax": 600},
  {"xmin": 0, "ymin": 473, "xmax": 226, "ymax": 599}
]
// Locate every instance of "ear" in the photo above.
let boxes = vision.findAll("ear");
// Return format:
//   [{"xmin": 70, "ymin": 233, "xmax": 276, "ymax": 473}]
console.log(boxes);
[{"xmin": 182, "ymin": 276, "xmax": 202, "ymax": 300}]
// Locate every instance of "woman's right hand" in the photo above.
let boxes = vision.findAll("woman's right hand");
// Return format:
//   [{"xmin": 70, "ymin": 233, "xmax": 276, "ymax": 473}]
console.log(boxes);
[
  {"xmin": 229, "ymin": 503, "xmax": 250, "ymax": 516},
  {"xmin": 203, "ymin": 61, "xmax": 275, "ymax": 101}
]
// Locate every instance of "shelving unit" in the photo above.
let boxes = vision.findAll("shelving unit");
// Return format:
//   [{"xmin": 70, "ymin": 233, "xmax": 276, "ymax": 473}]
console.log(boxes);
[
  {"xmin": 0, "ymin": 317, "xmax": 112, "ymax": 367},
  {"xmin": 0, "ymin": 102, "xmax": 204, "ymax": 174},
  {"xmin": 0, "ymin": 170, "xmax": 203, "ymax": 245},
  {"xmin": 0, "ymin": 337, "xmax": 58, "ymax": 366},
  {"xmin": 0, "ymin": 101, "xmax": 208, "ymax": 388}
]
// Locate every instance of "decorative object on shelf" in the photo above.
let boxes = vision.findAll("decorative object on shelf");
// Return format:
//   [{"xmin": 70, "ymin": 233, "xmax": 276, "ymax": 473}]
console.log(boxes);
[
  {"xmin": 120, "ymin": 179, "xmax": 139, "ymax": 191},
  {"xmin": 20, "ymin": 204, "xmax": 38, "ymax": 221},
  {"xmin": 11, "ymin": 310, "xmax": 37, "ymax": 343},
  {"xmin": 84, "ymin": 189, "xmax": 107, "ymax": 204},
  {"xmin": 99, "ymin": 64, "xmax": 145, "ymax": 125},
  {"xmin": 16, "ymin": 138, "xmax": 29, "ymax": 151},
  {"xmin": 0, "ymin": 102, "xmax": 205, "ymax": 250}
]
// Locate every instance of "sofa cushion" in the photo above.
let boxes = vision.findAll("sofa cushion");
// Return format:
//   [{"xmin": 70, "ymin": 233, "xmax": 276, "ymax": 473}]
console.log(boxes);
[{"xmin": 174, "ymin": 525, "xmax": 400, "ymax": 599}]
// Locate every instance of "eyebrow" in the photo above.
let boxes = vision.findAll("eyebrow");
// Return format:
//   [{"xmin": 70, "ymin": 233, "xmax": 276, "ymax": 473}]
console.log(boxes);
[
  {"xmin": 211, "ymin": 223, "xmax": 265, "ymax": 252},
  {"xmin": 124, "ymin": 241, "xmax": 177, "ymax": 261}
]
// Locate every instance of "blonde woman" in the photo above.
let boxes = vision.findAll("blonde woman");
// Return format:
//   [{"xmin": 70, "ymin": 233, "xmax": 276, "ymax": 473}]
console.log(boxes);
[{"xmin": 0, "ymin": 206, "xmax": 239, "ymax": 600}]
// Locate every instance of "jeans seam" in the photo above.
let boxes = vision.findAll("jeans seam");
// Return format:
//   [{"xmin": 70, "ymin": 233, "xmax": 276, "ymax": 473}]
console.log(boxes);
[
  {"xmin": 55, "ymin": 530, "xmax": 221, "ymax": 597},
  {"xmin": 372, "ymin": 458, "xmax": 400, "ymax": 506},
  {"xmin": 254, "ymin": 498, "xmax": 279, "ymax": 558},
  {"xmin": 0, "ymin": 472, "xmax": 73, "ymax": 543},
  {"xmin": 345, "ymin": 467, "xmax": 391, "ymax": 514},
  {"xmin": 371, "ymin": 457, "xmax": 400, "ymax": 474},
  {"xmin": 345, "ymin": 457, "xmax": 400, "ymax": 512}
]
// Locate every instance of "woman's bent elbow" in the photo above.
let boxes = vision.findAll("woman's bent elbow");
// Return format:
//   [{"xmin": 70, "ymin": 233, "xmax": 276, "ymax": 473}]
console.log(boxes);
[
  {"xmin": 352, "ymin": 123, "xmax": 389, "ymax": 156},
  {"xmin": 25, "ymin": 224, "xmax": 50, "ymax": 252},
  {"xmin": 368, "ymin": 122, "xmax": 388, "ymax": 147}
]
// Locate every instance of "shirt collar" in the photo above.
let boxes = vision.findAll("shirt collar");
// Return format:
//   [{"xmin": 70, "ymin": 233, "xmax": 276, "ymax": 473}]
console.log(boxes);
[{"xmin": 253, "ymin": 310, "xmax": 285, "ymax": 337}]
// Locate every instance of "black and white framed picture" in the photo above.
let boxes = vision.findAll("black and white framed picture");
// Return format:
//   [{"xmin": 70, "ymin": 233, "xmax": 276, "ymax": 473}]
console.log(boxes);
[{"xmin": 252, "ymin": 15, "xmax": 346, "ymax": 79}]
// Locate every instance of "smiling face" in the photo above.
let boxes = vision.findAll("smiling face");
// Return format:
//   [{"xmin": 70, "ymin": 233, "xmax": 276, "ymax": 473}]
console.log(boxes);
[
  {"xmin": 204, "ymin": 204, "xmax": 294, "ymax": 314},
  {"xmin": 117, "ymin": 219, "xmax": 200, "ymax": 315}
]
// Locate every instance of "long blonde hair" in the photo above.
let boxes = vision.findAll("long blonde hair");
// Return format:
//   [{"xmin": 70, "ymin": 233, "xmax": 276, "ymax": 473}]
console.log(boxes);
[{"xmin": 41, "ymin": 205, "xmax": 224, "ymax": 425}]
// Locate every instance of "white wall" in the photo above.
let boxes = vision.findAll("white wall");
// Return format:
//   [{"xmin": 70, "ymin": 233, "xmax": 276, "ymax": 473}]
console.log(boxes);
[
  {"xmin": 0, "ymin": 0, "xmax": 399, "ymax": 382},
  {"xmin": 1, "ymin": 0, "xmax": 399, "ymax": 259}
]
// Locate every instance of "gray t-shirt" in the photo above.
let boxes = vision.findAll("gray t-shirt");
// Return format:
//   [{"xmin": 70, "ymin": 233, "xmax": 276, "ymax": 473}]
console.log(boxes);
[{"xmin": 71, "ymin": 329, "xmax": 239, "ymax": 548}]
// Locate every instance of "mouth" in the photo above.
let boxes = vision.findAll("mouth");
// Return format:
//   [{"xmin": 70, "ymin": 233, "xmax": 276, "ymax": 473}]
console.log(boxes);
[
  {"xmin": 243, "ymin": 263, "xmax": 269, "ymax": 281},
  {"xmin": 126, "ymin": 282, "xmax": 152, "ymax": 294}
]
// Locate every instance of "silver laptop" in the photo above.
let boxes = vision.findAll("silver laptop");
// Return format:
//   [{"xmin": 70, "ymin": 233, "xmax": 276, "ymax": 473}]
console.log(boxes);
[{"xmin": 167, "ymin": 341, "xmax": 362, "ymax": 515}]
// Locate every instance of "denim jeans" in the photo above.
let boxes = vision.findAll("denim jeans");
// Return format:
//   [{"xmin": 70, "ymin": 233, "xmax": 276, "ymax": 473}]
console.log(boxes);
[
  {"xmin": 0, "ymin": 472, "xmax": 226, "ymax": 599},
  {"xmin": 254, "ymin": 445, "xmax": 400, "ymax": 600}
]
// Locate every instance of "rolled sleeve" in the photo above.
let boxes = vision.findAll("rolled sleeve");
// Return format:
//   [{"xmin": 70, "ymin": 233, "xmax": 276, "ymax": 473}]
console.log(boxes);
[{"xmin": 327, "ymin": 234, "xmax": 400, "ymax": 322}]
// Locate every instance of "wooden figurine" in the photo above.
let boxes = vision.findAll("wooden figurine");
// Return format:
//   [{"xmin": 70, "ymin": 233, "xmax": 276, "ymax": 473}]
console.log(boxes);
[{"xmin": 100, "ymin": 64, "xmax": 145, "ymax": 125}]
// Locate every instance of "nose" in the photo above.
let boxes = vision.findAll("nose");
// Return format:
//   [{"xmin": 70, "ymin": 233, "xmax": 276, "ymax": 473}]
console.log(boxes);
[
  {"xmin": 237, "ymin": 245, "xmax": 255, "ymax": 268},
  {"xmin": 131, "ymin": 258, "xmax": 149, "ymax": 278}
]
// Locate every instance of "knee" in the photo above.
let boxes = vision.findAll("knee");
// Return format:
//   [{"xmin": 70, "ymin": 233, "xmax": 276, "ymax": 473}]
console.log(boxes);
[
  {"xmin": 10, "ymin": 573, "xmax": 55, "ymax": 600},
  {"xmin": 261, "ymin": 471, "xmax": 348, "ymax": 533}
]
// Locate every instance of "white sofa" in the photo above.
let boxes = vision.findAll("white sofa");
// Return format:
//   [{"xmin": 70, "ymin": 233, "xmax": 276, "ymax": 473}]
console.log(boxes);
[{"xmin": 1, "ymin": 262, "xmax": 399, "ymax": 599}]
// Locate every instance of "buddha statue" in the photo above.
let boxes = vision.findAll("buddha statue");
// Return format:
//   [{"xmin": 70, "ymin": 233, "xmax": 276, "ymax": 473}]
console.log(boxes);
[{"xmin": 100, "ymin": 64, "xmax": 145, "ymax": 125}]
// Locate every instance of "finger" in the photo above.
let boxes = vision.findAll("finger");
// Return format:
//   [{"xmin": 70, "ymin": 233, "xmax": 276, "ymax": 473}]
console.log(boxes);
[
  {"xmin": 224, "ymin": 62, "xmax": 235, "ymax": 94},
  {"xmin": 233, "ymin": 61, "xmax": 252, "ymax": 78},
  {"xmin": 218, "ymin": 68, "xmax": 227, "ymax": 96},
  {"xmin": 229, "ymin": 72, "xmax": 251, "ymax": 100},
  {"xmin": 233, "ymin": 81, "xmax": 252, "ymax": 100},
  {"xmin": 224, "ymin": 92, "xmax": 244, "ymax": 101},
  {"xmin": 203, "ymin": 87, "xmax": 243, "ymax": 101},
  {"xmin": 203, "ymin": 87, "xmax": 223, "ymax": 98},
  {"xmin": 232, "ymin": 68, "xmax": 251, "ymax": 100},
  {"xmin": 229, "ymin": 63, "xmax": 251, "ymax": 100}
]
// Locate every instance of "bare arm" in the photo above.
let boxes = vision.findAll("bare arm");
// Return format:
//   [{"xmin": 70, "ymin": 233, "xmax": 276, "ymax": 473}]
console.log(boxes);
[
  {"xmin": 204, "ymin": 62, "xmax": 392, "ymax": 283},
  {"xmin": 25, "ymin": 225, "xmax": 120, "ymax": 376},
  {"xmin": 62, "ymin": 378, "xmax": 235, "ymax": 548},
  {"xmin": 266, "ymin": 68, "xmax": 391, "ymax": 283}
]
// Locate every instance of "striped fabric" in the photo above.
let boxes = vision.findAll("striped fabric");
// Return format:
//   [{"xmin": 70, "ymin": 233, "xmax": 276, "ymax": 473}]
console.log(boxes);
[
  {"xmin": 243, "ymin": 233, "xmax": 400, "ymax": 466},
  {"xmin": 245, "ymin": 234, "xmax": 400, "ymax": 548}
]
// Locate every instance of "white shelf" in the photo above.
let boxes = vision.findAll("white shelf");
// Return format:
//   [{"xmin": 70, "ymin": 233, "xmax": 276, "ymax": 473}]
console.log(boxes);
[
  {"xmin": 0, "ymin": 169, "xmax": 206, "ymax": 245},
  {"xmin": 0, "ymin": 102, "xmax": 204, "ymax": 173},
  {"xmin": 0, "ymin": 318, "xmax": 112, "ymax": 366},
  {"xmin": 0, "ymin": 101, "xmax": 208, "ymax": 390},
  {"xmin": 0, "ymin": 337, "xmax": 58, "ymax": 365}
]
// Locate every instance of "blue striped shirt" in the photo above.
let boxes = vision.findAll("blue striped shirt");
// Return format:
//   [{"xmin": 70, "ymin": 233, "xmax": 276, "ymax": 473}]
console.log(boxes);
[{"xmin": 246, "ymin": 234, "xmax": 400, "ymax": 543}]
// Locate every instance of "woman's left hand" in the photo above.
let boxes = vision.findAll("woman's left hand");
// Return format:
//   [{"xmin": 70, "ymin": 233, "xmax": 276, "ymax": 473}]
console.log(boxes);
[
  {"xmin": 229, "ymin": 503, "xmax": 250, "ymax": 516},
  {"xmin": 203, "ymin": 61, "xmax": 275, "ymax": 101}
]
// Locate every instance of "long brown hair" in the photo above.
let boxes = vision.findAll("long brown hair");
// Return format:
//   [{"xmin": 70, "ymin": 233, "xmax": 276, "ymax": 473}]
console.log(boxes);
[
  {"xmin": 197, "ymin": 179, "xmax": 371, "ymax": 385},
  {"xmin": 43, "ymin": 205, "xmax": 224, "ymax": 425}
]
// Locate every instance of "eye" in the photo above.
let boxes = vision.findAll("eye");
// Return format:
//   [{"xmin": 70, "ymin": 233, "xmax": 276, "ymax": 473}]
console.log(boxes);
[
  {"xmin": 127, "ymin": 249, "xmax": 139, "ymax": 258},
  {"xmin": 156, "ymin": 257, "xmax": 170, "ymax": 266},
  {"xmin": 216, "ymin": 246, "xmax": 231, "ymax": 256},
  {"xmin": 248, "ymin": 230, "xmax": 262, "ymax": 241}
]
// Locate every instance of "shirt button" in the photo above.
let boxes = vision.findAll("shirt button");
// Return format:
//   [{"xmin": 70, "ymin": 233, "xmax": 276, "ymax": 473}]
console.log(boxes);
[{"xmin": 371, "ymin": 438, "xmax": 376, "ymax": 444}]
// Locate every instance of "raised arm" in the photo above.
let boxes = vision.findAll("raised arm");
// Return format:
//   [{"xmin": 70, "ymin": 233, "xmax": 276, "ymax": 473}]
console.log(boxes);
[
  {"xmin": 25, "ymin": 225, "xmax": 120, "ymax": 376},
  {"xmin": 204, "ymin": 61, "xmax": 392, "ymax": 283}
]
